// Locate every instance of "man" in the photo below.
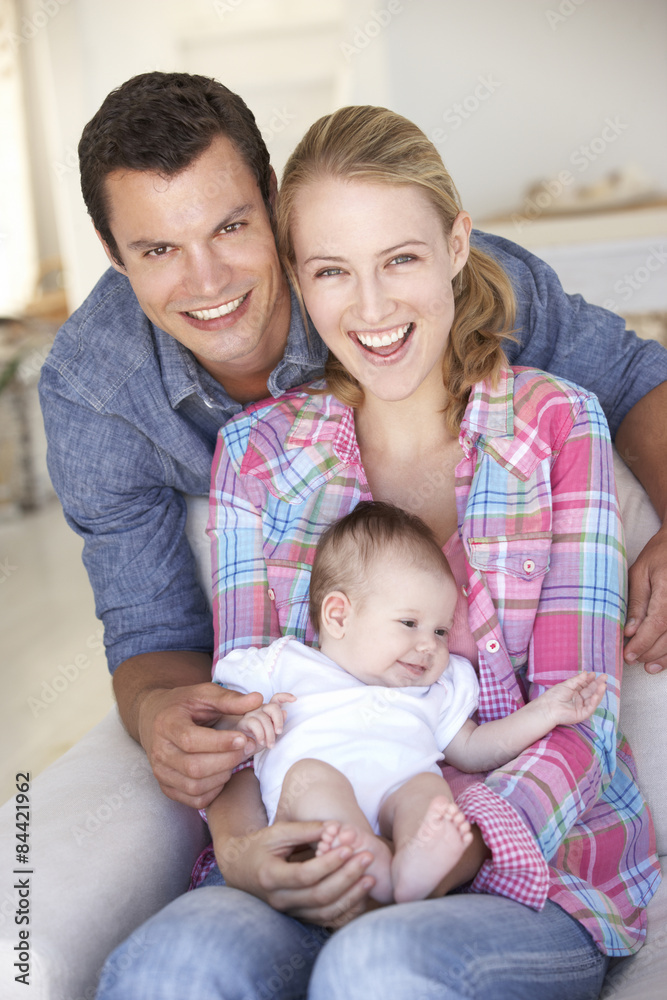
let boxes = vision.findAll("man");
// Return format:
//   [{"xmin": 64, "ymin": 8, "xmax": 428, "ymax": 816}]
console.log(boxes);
[{"xmin": 40, "ymin": 71, "xmax": 667, "ymax": 926}]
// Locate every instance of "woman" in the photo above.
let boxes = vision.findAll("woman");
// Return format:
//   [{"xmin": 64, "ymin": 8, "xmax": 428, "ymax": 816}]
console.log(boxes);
[
  {"xmin": 204, "ymin": 106, "xmax": 660, "ymax": 999},
  {"xmin": 100, "ymin": 106, "xmax": 660, "ymax": 1000}
]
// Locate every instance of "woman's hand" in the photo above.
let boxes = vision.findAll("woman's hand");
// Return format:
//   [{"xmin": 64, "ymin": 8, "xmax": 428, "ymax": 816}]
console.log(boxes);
[
  {"xmin": 216, "ymin": 820, "xmax": 376, "ymax": 927},
  {"xmin": 207, "ymin": 768, "xmax": 375, "ymax": 928}
]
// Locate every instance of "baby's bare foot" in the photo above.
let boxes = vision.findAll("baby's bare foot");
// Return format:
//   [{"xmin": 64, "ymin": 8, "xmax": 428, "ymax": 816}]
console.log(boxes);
[
  {"xmin": 315, "ymin": 821, "xmax": 342, "ymax": 857},
  {"xmin": 316, "ymin": 822, "xmax": 393, "ymax": 903},
  {"xmin": 392, "ymin": 798, "xmax": 473, "ymax": 904}
]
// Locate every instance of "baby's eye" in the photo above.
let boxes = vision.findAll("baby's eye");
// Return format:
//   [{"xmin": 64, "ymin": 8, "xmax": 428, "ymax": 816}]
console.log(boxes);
[
  {"xmin": 435, "ymin": 628, "xmax": 449, "ymax": 638},
  {"xmin": 400, "ymin": 620, "xmax": 417, "ymax": 629}
]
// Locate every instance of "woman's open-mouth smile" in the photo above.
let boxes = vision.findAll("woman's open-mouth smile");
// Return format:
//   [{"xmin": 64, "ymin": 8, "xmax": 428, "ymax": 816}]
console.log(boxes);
[{"xmin": 351, "ymin": 322, "xmax": 415, "ymax": 361}]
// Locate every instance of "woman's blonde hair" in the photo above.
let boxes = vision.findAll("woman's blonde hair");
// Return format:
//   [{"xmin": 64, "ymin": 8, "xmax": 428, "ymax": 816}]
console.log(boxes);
[{"xmin": 277, "ymin": 105, "xmax": 516, "ymax": 431}]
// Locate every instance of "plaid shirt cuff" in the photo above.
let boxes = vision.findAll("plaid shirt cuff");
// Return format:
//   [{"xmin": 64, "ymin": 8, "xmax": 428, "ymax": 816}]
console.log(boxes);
[{"xmin": 457, "ymin": 781, "xmax": 549, "ymax": 911}]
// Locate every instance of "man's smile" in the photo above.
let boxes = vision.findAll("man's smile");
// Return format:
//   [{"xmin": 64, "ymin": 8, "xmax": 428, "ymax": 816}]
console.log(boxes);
[{"xmin": 185, "ymin": 293, "xmax": 248, "ymax": 321}]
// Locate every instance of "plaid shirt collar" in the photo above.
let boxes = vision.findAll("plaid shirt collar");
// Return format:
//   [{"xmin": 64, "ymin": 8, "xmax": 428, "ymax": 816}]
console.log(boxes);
[{"xmin": 460, "ymin": 365, "xmax": 553, "ymax": 480}]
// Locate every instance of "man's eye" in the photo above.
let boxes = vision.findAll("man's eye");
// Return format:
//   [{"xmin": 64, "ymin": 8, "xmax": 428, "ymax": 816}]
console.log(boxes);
[
  {"xmin": 221, "ymin": 222, "xmax": 243, "ymax": 234},
  {"xmin": 146, "ymin": 246, "xmax": 171, "ymax": 257}
]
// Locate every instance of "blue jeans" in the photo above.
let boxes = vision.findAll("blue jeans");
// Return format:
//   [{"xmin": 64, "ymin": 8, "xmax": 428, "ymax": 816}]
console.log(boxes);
[{"xmin": 96, "ymin": 881, "xmax": 610, "ymax": 1000}]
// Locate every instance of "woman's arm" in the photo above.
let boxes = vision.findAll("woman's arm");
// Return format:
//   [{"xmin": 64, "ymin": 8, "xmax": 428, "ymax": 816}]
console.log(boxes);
[
  {"xmin": 461, "ymin": 392, "xmax": 625, "ymax": 878},
  {"xmin": 209, "ymin": 419, "xmax": 282, "ymax": 658},
  {"xmin": 207, "ymin": 769, "xmax": 376, "ymax": 926}
]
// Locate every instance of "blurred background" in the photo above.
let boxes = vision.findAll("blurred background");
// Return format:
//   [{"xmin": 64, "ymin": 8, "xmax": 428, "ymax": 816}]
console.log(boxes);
[{"xmin": 1, "ymin": 0, "xmax": 666, "ymax": 804}]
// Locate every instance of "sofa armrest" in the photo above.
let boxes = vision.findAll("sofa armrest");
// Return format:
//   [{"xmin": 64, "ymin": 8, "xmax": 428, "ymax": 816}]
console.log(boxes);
[{"xmin": 0, "ymin": 707, "xmax": 208, "ymax": 1000}]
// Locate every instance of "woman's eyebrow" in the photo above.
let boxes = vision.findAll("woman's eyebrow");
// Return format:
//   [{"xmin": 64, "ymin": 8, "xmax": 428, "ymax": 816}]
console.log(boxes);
[{"xmin": 303, "ymin": 240, "xmax": 429, "ymax": 267}]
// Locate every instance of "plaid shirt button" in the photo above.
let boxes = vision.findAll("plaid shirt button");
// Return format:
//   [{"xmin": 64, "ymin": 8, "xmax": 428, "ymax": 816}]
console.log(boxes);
[
  {"xmin": 486, "ymin": 639, "xmax": 500, "ymax": 653},
  {"xmin": 267, "ymin": 588, "xmax": 276, "ymax": 600},
  {"xmin": 523, "ymin": 559, "xmax": 535, "ymax": 574}
]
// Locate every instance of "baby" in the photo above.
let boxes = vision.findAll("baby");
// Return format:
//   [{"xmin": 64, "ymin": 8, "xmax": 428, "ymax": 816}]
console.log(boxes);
[{"xmin": 214, "ymin": 501, "xmax": 606, "ymax": 904}]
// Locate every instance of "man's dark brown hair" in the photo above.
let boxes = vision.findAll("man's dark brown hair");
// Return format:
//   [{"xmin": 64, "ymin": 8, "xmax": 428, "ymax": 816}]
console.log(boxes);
[{"xmin": 78, "ymin": 72, "xmax": 273, "ymax": 266}]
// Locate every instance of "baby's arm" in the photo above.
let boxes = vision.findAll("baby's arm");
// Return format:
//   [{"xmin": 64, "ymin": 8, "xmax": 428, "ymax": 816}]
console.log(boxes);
[
  {"xmin": 235, "ymin": 692, "xmax": 296, "ymax": 749},
  {"xmin": 444, "ymin": 672, "xmax": 606, "ymax": 773}
]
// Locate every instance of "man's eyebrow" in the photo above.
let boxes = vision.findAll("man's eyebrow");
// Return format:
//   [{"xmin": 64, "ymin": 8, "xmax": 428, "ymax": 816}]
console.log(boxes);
[
  {"xmin": 302, "ymin": 240, "xmax": 428, "ymax": 266},
  {"xmin": 125, "ymin": 203, "xmax": 255, "ymax": 252}
]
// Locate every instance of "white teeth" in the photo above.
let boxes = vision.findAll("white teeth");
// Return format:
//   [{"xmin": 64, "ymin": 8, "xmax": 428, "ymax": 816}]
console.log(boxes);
[
  {"xmin": 356, "ymin": 323, "xmax": 410, "ymax": 348},
  {"xmin": 188, "ymin": 294, "xmax": 246, "ymax": 321}
]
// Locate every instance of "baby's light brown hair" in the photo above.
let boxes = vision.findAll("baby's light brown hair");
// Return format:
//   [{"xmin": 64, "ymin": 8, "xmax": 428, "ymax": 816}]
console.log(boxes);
[{"xmin": 309, "ymin": 501, "xmax": 454, "ymax": 632}]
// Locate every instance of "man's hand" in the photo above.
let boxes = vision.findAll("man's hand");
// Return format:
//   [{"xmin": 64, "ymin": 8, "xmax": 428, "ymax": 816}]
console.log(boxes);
[
  {"xmin": 615, "ymin": 382, "xmax": 667, "ymax": 675},
  {"xmin": 215, "ymin": 820, "xmax": 376, "ymax": 928},
  {"xmin": 624, "ymin": 524, "xmax": 667, "ymax": 674},
  {"xmin": 137, "ymin": 682, "xmax": 265, "ymax": 808}
]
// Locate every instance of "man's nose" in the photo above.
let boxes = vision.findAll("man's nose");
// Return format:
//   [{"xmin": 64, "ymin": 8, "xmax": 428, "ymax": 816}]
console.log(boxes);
[{"xmin": 184, "ymin": 246, "xmax": 231, "ymax": 300}]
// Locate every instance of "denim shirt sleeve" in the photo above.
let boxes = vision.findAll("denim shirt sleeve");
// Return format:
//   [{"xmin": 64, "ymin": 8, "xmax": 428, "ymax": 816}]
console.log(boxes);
[
  {"xmin": 39, "ymin": 367, "xmax": 213, "ymax": 673},
  {"xmin": 473, "ymin": 230, "xmax": 667, "ymax": 437}
]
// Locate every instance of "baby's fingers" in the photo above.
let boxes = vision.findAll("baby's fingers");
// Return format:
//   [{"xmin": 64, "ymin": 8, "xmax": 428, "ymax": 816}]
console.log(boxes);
[{"xmin": 237, "ymin": 714, "xmax": 268, "ymax": 748}]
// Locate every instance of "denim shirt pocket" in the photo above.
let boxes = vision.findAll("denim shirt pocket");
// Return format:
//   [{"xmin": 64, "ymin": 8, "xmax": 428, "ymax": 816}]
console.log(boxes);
[
  {"xmin": 467, "ymin": 533, "xmax": 551, "ymax": 658},
  {"xmin": 265, "ymin": 560, "xmax": 316, "ymax": 644}
]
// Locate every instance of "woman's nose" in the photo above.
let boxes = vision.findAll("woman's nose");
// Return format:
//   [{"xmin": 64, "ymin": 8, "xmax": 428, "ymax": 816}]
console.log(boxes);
[{"xmin": 355, "ymin": 275, "xmax": 394, "ymax": 326}]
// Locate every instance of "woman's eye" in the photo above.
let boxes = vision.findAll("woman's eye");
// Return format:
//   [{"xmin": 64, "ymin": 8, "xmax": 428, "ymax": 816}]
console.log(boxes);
[
  {"xmin": 390, "ymin": 254, "xmax": 415, "ymax": 265},
  {"xmin": 315, "ymin": 267, "xmax": 344, "ymax": 278}
]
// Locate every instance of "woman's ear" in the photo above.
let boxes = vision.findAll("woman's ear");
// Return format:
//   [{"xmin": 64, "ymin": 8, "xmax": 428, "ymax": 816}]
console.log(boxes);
[
  {"xmin": 449, "ymin": 211, "xmax": 472, "ymax": 278},
  {"xmin": 320, "ymin": 591, "xmax": 351, "ymax": 640}
]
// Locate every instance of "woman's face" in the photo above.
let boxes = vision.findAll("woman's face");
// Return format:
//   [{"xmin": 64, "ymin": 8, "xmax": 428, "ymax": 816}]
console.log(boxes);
[{"xmin": 291, "ymin": 176, "xmax": 471, "ymax": 404}]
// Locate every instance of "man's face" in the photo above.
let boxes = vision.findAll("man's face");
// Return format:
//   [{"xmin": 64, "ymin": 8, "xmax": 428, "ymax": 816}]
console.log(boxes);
[{"xmin": 100, "ymin": 134, "xmax": 290, "ymax": 384}]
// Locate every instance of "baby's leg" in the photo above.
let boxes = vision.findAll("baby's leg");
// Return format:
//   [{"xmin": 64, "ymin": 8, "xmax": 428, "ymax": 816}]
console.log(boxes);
[
  {"xmin": 274, "ymin": 759, "xmax": 393, "ymax": 902},
  {"xmin": 380, "ymin": 772, "xmax": 473, "ymax": 904}
]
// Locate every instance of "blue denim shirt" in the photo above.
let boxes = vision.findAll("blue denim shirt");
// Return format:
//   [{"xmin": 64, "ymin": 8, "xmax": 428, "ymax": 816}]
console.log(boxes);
[{"xmin": 39, "ymin": 231, "xmax": 667, "ymax": 672}]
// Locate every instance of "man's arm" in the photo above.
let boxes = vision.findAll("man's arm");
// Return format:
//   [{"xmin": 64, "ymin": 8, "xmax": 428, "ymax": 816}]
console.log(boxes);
[
  {"xmin": 615, "ymin": 381, "xmax": 667, "ymax": 673},
  {"xmin": 112, "ymin": 649, "xmax": 263, "ymax": 808}
]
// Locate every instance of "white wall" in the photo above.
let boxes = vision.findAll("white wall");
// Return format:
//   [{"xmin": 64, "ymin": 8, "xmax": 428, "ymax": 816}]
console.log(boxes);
[
  {"xmin": 381, "ymin": 0, "xmax": 667, "ymax": 220},
  {"xmin": 19, "ymin": 0, "xmax": 667, "ymax": 311}
]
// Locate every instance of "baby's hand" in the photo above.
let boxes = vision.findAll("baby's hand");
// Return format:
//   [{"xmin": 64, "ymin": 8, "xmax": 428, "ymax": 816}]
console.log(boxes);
[
  {"xmin": 541, "ymin": 672, "xmax": 607, "ymax": 726},
  {"xmin": 236, "ymin": 692, "xmax": 296, "ymax": 750}
]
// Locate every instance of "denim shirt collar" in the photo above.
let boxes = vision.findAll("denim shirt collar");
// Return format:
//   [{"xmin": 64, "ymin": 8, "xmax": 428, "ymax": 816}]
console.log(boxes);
[{"xmin": 156, "ymin": 286, "xmax": 328, "ymax": 412}]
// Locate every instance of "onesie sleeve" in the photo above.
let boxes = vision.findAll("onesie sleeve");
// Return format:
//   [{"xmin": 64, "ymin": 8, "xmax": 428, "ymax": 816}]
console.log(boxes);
[
  {"xmin": 435, "ymin": 653, "xmax": 480, "ymax": 752},
  {"xmin": 212, "ymin": 643, "xmax": 278, "ymax": 703}
]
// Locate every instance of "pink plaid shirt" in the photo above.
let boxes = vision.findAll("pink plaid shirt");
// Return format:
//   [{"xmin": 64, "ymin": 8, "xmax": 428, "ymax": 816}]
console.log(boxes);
[{"xmin": 206, "ymin": 365, "xmax": 660, "ymax": 956}]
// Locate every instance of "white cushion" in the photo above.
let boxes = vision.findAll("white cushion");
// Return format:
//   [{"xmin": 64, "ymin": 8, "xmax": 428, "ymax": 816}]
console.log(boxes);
[{"xmin": 0, "ymin": 707, "xmax": 208, "ymax": 999}]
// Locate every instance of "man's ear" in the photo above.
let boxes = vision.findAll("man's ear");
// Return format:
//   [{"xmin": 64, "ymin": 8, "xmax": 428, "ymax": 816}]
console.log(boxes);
[
  {"xmin": 95, "ymin": 230, "xmax": 126, "ymax": 273},
  {"xmin": 320, "ymin": 590, "xmax": 351, "ymax": 640}
]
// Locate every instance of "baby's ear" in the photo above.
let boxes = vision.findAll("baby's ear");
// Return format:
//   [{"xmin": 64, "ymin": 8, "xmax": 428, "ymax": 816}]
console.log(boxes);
[{"xmin": 320, "ymin": 591, "xmax": 351, "ymax": 639}]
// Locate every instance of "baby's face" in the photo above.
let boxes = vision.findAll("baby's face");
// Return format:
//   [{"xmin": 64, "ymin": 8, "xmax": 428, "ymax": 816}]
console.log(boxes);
[{"xmin": 336, "ymin": 559, "xmax": 457, "ymax": 688}]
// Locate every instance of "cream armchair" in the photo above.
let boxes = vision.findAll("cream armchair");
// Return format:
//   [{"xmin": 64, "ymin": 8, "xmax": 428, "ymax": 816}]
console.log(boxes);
[{"xmin": 0, "ymin": 454, "xmax": 665, "ymax": 1000}]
